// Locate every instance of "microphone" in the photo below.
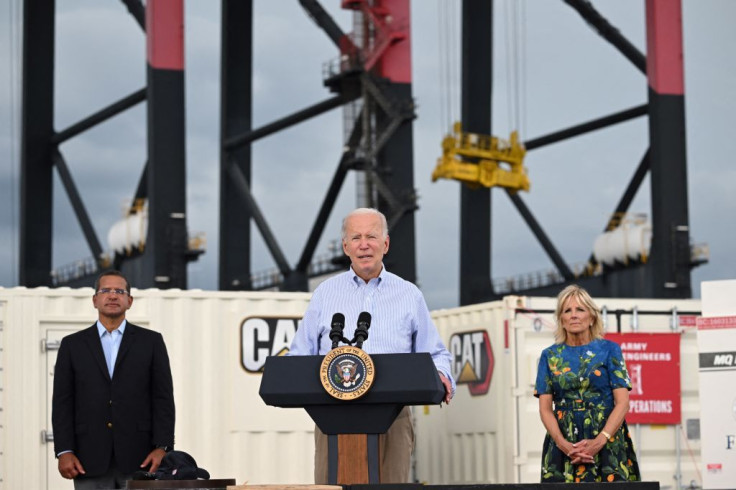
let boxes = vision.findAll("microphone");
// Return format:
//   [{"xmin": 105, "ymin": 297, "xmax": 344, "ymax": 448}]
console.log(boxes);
[
  {"xmin": 329, "ymin": 313, "xmax": 346, "ymax": 349},
  {"xmin": 353, "ymin": 312, "xmax": 371, "ymax": 349}
]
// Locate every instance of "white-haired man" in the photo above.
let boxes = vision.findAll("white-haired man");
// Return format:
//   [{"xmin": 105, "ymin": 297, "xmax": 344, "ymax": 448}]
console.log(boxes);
[{"xmin": 289, "ymin": 207, "xmax": 455, "ymax": 483}]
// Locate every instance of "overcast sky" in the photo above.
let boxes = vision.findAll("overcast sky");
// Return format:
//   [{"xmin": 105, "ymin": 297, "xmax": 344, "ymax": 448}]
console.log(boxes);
[{"xmin": 1, "ymin": 1, "xmax": 734, "ymax": 309}]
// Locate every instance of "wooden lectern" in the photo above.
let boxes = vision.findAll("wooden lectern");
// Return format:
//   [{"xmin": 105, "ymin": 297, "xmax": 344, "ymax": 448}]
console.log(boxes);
[{"xmin": 259, "ymin": 353, "xmax": 445, "ymax": 485}]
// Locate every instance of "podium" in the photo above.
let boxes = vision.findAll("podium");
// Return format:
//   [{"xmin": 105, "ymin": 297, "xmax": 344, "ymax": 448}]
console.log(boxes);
[{"xmin": 259, "ymin": 353, "xmax": 445, "ymax": 484}]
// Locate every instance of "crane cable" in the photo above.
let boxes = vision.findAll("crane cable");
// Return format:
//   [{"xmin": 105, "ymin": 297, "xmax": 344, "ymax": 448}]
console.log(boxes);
[
  {"xmin": 437, "ymin": 0, "xmax": 526, "ymax": 139},
  {"xmin": 437, "ymin": 0, "xmax": 460, "ymax": 138},
  {"xmin": 432, "ymin": 0, "xmax": 530, "ymax": 193},
  {"xmin": 503, "ymin": 0, "xmax": 527, "ymax": 140}
]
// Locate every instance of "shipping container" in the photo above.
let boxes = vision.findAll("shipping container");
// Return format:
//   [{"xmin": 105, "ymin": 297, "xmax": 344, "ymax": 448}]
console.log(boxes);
[
  {"xmin": 0, "ymin": 287, "xmax": 704, "ymax": 489},
  {"xmin": 415, "ymin": 295, "xmax": 703, "ymax": 489},
  {"xmin": 0, "ymin": 286, "xmax": 314, "ymax": 489}
]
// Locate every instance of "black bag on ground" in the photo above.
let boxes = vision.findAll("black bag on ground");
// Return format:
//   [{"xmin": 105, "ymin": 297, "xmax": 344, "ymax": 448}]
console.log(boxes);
[{"xmin": 132, "ymin": 450, "xmax": 210, "ymax": 480}]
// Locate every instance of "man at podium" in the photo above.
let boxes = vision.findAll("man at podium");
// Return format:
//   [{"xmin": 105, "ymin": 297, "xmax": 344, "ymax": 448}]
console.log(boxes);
[{"xmin": 288, "ymin": 207, "xmax": 455, "ymax": 483}]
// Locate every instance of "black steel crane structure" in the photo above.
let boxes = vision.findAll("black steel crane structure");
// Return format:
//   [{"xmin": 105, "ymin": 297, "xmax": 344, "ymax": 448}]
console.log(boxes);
[
  {"xmin": 19, "ymin": 0, "xmax": 418, "ymax": 291},
  {"xmin": 219, "ymin": 0, "xmax": 418, "ymax": 291},
  {"xmin": 18, "ymin": 0, "xmax": 705, "ymax": 304},
  {"xmin": 20, "ymin": 0, "xmax": 201, "ymax": 289},
  {"xmin": 456, "ymin": 0, "xmax": 703, "ymax": 305}
]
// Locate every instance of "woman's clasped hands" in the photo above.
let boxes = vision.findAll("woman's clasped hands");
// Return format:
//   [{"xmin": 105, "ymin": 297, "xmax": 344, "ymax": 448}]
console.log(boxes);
[{"xmin": 565, "ymin": 437, "xmax": 605, "ymax": 464}]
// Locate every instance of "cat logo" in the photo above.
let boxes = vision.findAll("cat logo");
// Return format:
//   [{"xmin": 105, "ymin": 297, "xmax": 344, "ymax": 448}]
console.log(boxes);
[
  {"xmin": 449, "ymin": 330, "xmax": 494, "ymax": 396},
  {"xmin": 240, "ymin": 316, "xmax": 300, "ymax": 373}
]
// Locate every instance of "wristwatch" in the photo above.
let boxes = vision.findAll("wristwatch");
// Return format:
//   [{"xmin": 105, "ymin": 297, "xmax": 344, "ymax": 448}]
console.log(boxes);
[{"xmin": 156, "ymin": 445, "xmax": 172, "ymax": 452}]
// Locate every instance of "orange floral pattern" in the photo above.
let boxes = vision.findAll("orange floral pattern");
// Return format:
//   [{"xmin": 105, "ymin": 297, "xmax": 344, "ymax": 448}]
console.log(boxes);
[{"xmin": 536, "ymin": 339, "xmax": 641, "ymax": 483}]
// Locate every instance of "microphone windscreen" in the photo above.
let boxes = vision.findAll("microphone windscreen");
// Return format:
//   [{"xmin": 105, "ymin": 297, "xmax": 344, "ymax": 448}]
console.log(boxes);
[
  {"xmin": 357, "ymin": 311, "xmax": 371, "ymax": 328},
  {"xmin": 331, "ymin": 313, "xmax": 345, "ymax": 329}
]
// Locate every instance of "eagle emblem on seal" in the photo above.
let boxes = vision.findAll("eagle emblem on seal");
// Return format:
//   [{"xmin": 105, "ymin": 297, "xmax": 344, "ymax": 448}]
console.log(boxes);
[{"xmin": 334, "ymin": 358, "xmax": 361, "ymax": 387}]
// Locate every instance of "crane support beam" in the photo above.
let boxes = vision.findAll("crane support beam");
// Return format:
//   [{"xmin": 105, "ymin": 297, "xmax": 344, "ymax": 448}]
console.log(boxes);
[
  {"xmin": 227, "ymin": 162, "xmax": 292, "ymax": 277},
  {"xmin": 120, "ymin": 0, "xmax": 146, "ymax": 31},
  {"xmin": 459, "ymin": 0, "xmax": 494, "ymax": 305},
  {"xmin": 645, "ymin": 0, "xmax": 691, "ymax": 297},
  {"xmin": 607, "ymin": 149, "xmax": 651, "ymax": 232},
  {"xmin": 296, "ymin": 113, "xmax": 363, "ymax": 272},
  {"xmin": 53, "ymin": 88, "xmax": 147, "ymax": 144},
  {"xmin": 220, "ymin": 0, "xmax": 254, "ymax": 290},
  {"xmin": 140, "ymin": 0, "xmax": 189, "ymax": 289},
  {"xmin": 298, "ymin": 0, "xmax": 354, "ymax": 51},
  {"xmin": 53, "ymin": 149, "xmax": 105, "ymax": 265},
  {"xmin": 563, "ymin": 0, "xmax": 647, "ymax": 74},
  {"xmin": 582, "ymin": 149, "xmax": 651, "ymax": 272},
  {"xmin": 20, "ymin": 0, "xmax": 55, "ymax": 287},
  {"xmin": 506, "ymin": 191, "xmax": 575, "ymax": 281},
  {"xmin": 224, "ymin": 94, "xmax": 355, "ymax": 151},
  {"xmin": 525, "ymin": 104, "xmax": 648, "ymax": 150}
]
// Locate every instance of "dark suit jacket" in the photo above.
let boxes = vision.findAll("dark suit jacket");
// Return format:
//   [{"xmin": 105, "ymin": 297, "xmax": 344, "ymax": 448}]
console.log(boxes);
[{"xmin": 52, "ymin": 322, "xmax": 175, "ymax": 476}]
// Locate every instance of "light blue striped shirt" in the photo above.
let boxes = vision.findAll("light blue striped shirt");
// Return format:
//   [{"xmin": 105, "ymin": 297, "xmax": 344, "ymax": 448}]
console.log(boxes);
[
  {"xmin": 97, "ymin": 320, "xmax": 127, "ymax": 378},
  {"xmin": 289, "ymin": 266, "xmax": 456, "ymax": 394}
]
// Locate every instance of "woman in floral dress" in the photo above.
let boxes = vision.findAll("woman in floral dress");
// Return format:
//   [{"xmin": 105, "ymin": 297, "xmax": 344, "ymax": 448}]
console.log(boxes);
[{"xmin": 534, "ymin": 285, "xmax": 641, "ymax": 483}]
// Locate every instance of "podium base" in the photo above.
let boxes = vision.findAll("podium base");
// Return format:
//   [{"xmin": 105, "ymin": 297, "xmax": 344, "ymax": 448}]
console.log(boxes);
[{"xmin": 328, "ymin": 434, "xmax": 380, "ymax": 484}]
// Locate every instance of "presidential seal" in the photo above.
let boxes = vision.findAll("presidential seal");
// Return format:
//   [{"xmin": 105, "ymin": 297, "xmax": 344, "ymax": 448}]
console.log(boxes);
[{"xmin": 320, "ymin": 345, "xmax": 375, "ymax": 400}]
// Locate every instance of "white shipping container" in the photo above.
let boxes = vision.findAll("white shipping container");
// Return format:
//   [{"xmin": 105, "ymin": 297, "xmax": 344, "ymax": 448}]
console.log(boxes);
[
  {"xmin": 0, "ymin": 287, "xmax": 705, "ymax": 489},
  {"xmin": 415, "ymin": 295, "xmax": 703, "ymax": 489},
  {"xmin": 0, "ymin": 286, "xmax": 315, "ymax": 490}
]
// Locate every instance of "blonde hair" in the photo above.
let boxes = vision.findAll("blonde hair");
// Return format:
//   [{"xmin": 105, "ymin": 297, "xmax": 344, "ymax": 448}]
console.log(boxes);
[{"xmin": 553, "ymin": 284, "xmax": 604, "ymax": 344}]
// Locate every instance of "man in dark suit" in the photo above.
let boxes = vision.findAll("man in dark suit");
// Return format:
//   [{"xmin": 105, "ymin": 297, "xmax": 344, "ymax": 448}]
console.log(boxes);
[{"xmin": 52, "ymin": 270, "xmax": 175, "ymax": 489}]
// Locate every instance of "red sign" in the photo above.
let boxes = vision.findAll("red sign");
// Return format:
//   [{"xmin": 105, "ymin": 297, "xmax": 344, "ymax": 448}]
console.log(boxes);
[
  {"xmin": 696, "ymin": 316, "xmax": 736, "ymax": 330},
  {"xmin": 678, "ymin": 315, "xmax": 698, "ymax": 327},
  {"xmin": 606, "ymin": 333, "xmax": 681, "ymax": 424}
]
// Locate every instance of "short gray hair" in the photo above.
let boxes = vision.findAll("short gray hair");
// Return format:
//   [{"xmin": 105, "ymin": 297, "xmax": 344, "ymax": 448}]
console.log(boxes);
[{"xmin": 341, "ymin": 208, "xmax": 388, "ymax": 240}]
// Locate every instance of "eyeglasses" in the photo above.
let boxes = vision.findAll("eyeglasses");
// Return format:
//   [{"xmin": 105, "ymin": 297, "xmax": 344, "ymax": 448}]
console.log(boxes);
[{"xmin": 97, "ymin": 288, "xmax": 129, "ymax": 296}]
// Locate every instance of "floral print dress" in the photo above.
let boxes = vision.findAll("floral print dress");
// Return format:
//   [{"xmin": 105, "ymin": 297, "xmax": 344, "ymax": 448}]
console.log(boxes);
[{"xmin": 534, "ymin": 339, "xmax": 641, "ymax": 483}]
